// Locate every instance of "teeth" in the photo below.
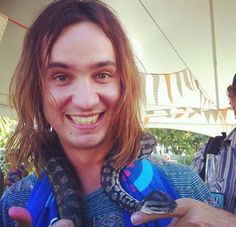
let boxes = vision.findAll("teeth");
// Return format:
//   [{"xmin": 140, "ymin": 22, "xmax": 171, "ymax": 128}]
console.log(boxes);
[{"xmin": 71, "ymin": 115, "xmax": 99, "ymax": 125}]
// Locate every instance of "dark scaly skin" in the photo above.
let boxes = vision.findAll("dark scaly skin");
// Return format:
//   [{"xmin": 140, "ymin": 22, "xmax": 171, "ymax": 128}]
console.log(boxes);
[
  {"xmin": 101, "ymin": 133, "xmax": 177, "ymax": 214},
  {"xmin": 41, "ymin": 133, "xmax": 176, "ymax": 227},
  {"xmin": 42, "ymin": 149, "xmax": 83, "ymax": 227}
]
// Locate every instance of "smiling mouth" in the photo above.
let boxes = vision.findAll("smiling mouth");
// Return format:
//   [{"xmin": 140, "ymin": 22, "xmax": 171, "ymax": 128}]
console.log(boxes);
[{"xmin": 70, "ymin": 114, "xmax": 99, "ymax": 125}]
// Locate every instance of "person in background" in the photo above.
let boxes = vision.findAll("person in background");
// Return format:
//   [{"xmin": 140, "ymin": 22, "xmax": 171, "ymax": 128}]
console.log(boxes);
[
  {"xmin": 0, "ymin": 0, "xmax": 219, "ymax": 226},
  {"xmin": 191, "ymin": 74, "xmax": 236, "ymax": 214}
]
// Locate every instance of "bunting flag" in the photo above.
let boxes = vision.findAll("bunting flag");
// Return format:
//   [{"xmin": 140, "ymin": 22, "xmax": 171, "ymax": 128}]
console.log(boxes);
[
  {"xmin": 188, "ymin": 70, "xmax": 197, "ymax": 90},
  {"xmin": 219, "ymin": 108, "xmax": 229, "ymax": 121},
  {"xmin": 164, "ymin": 74, "xmax": 173, "ymax": 102},
  {"xmin": 195, "ymin": 79, "xmax": 200, "ymax": 90},
  {"xmin": 175, "ymin": 113, "xmax": 184, "ymax": 118},
  {"xmin": 165, "ymin": 109, "xmax": 171, "ymax": 117},
  {"xmin": 188, "ymin": 112, "xmax": 196, "ymax": 118},
  {"xmin": 177, "ymin": 107, "xmax": 187, "ymax": 112},
  {"xmin": 183, "ymin": 69, "xmax": 193, "ymax": 90},
  {"xmin": 146, "ymin": 110, "xmax": 154, "ymax": 115},
  {"xmin": 142, "ymin": 106, "xmax": 234, "ymax": 130},
  {"xmin": 175, "ymin": 71, "xmax": 183, "ymax": 97},
  {"xmin": 192, "ymin": 108, "xmax": 201, "ymax": 115},
  {"xmin": 204, "ymin": 110, "xmax": 211, "ymax": 122},
  {"xmin": 0, "ymin": 12, "xmax": 8, "ymax": 43},
  {"xmin": 152, "ymin": 75, "xmax": 160, "ymax": 104},
  {"xmin": 146, "ymin": 68, "xmax": 215, "ymax": 111},
  {"xmin": 211, "ymin": 110, "xmax": 219, "ymax": 122},
  {"xmin": 143, "ymin": 116, "xmax": 149, "ymax": 125}
]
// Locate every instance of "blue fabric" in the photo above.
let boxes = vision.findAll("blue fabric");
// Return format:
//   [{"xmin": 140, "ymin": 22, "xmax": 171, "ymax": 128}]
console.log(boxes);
[
  {"xmin": 120, "ymin": 158, "xmax": 179, "ymax": 227},
  {"xmin": 26, "ymin": 174, "xmax": 58, "ymax": 227},
  {"xmin": 26, "ymin": 159, "xmax": 179, "ymax": 227}
]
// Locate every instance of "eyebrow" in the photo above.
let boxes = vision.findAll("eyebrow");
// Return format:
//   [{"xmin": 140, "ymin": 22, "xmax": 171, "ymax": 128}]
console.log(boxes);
[{"xmin": 46, "ymin": 60, "xmax": 116, "ymax": 70}]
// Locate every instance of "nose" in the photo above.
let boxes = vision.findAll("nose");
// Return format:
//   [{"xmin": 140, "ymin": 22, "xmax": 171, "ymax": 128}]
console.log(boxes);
[{"xmin": 71, "ymin": 79, "xmax": 99, "ymax": 110}]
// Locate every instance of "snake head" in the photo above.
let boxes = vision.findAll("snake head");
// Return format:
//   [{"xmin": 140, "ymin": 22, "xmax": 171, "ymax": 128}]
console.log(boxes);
[{"xmin": 140, "ymin": 190, "xmax": 177, "ymax": 214}]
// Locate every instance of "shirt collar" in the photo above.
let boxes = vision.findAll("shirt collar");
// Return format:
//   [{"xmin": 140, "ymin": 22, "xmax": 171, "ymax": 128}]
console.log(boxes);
[{"xmin": 224, "ymin": 127, "xmax": 236, "ymax": 149}]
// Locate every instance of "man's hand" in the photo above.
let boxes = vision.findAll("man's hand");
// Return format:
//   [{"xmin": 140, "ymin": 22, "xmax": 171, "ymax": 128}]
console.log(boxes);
[
  {"xmin": 131, "ymin": 198, "xmax": 236, "ymax": 227},
  {"xmin": 9, "ymin": 207, "xmax": 75, "ymax": 227},
  {"xmin": 9, "ymin": 207, "xmax": 32, "ymax": 227}
]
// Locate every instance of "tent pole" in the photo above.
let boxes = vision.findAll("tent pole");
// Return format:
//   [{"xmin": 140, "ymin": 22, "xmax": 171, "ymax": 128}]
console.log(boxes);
[{"xmin": 209, "ymin": 0, "xmax": 220, "ymax": 109}]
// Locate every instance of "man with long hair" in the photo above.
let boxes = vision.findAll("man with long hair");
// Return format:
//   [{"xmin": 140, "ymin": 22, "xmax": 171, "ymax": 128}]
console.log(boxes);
[{"xmin": 0, "ymin": 1, "xmax": 222, "ymax": 226}]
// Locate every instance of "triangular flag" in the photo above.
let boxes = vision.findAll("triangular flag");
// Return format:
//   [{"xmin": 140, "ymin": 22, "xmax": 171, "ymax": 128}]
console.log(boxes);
[
  {"xmin": 188, "ymin": 112, "xmax": 196, "ymax": 118},
  {"xmin": 175, "ymin": 113, "xmax": 184, "ymax": 118},
  {"xmin": 183, "ymin": 69, "xmax": 193, "ymax": 90},
  {"xmin": 175, "ymin": 71, "xmax": 183, "ymax": 97},
  {"xmin": 192, "ymin": 108, "xmax": 201, "ymax": 115},
  {"xmin": 177, "ymin": 107, "xmax": 187, "ymax": 112},
  {"xmin": 187, "ymin": 70, "xmax": 196, "ymax": 90},
  {"xmin": 220, "ymin": 108, "xmax": 228, "ymax": 120},
  {"xmin": 143, "ymin": 116, "xmax": 149, "ymax": 124},
  {"xmin": 0, "ymin": 12, "xmax": 8, "ymax": 43},
  {"xmin": 164, "ymin": 109, "xmax": 171, "ymax": 117},
  {"xmin": 164, "ymin": 74, "xmax": 173, "ymax": 102},
  {"xmin": 211, "ymin": 110, "xmax": 219, "ymax": 122},
  {"xmin": 204, "ymin": 110, "xmax": 211, "ymax": 122},
  {"xmin": 146, "ymin": 110, "xmax": 154, "ymax": 115},
  {"xmin": 152, "ymin": 75, "xmax": 160, "ymax": 105},
  {"xmin": 195, "ymin": 79, "xmax": 200, "ymax": 90}
]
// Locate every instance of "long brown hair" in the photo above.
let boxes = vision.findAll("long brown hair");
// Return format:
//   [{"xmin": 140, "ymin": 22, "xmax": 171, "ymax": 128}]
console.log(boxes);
[{"xmin": 6, "ymin": 0, "xmax": 144, "ymax": 173}]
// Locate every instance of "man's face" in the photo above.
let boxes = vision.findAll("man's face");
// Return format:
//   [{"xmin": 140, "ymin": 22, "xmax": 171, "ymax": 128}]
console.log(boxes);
[
  {"xmin": 229, "ymin": 94, "xmax": 236, "ymax": 109},
  {"xmin": 42, "ymin": 22, "xmax": 120, "ymax": 155},
  {"xmin": 228, "ymin": 94, "xmax": 236, "ymax": 116}
]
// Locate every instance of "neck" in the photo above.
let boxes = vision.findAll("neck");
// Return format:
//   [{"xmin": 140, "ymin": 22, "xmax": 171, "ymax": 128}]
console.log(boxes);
[{"xmin": 61, "ymin": 144, "xmax": 111, "ymax": 195}]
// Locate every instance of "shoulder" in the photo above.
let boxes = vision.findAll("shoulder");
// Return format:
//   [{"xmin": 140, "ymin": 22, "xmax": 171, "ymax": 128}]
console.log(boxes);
[
  {"xmin": 2, "ymin": 173, "xmax": 37, "ymax": 198},
  {"xmin": 147, "ymin": 155, "xmax": 192, "ymax": 173},
  {"xmin": 147, "ymin": 157, "xmax": 211, "ymax": 201},
  {"xmin": 0, "ymin": 174, "xmax": 37, "ymax": 227}
]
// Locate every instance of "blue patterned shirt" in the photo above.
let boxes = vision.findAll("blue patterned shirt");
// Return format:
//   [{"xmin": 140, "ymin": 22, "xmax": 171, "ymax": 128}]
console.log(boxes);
[{"xmin": 1, "ymin": 158, "xmax": 211, "ymax": 227}]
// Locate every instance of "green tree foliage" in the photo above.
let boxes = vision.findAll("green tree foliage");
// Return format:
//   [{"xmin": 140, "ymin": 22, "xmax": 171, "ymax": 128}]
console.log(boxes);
[
  {"xmin": 0, "ymin": 116, "xmax": 16, "ymax": 174},
  {"xmin": 148, "ymin": 128, "xmax": 209, "ymax": 157}
]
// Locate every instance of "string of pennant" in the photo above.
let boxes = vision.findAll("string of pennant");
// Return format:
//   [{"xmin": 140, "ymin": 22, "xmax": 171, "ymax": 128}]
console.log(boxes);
[
  {"xmin": 143, "ymin": 106, "xmax": 231, "ymax": 123},
  {"xmin": 142, "ymin": 68, "xmax": 232, "ymax": 126},
  {"xmin": 0, "ymin": 12, "xmax": 28, "ymax": 43},
  {"xmin": 143, "ymin": 68, "xmax": 216, "ymax": 108}
]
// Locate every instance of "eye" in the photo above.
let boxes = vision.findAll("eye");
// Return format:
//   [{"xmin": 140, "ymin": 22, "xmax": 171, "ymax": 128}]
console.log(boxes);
[
  {"xmin": 54, "ymin": 74, "xmax": 69, "ymax": 82},
  {"xmin": 97, "ymin": 72, "xmax": 111, "ymax": 80}
]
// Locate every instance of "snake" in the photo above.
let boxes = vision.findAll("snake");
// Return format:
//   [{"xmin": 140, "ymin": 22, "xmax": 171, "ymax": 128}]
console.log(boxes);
[
  {"xmin": 101, "ymin": 133, "xmax": 177, "ymax": 214},
  {"xmin": 42, "ymin": 133, "xmax": 177, "ymax": 226}
]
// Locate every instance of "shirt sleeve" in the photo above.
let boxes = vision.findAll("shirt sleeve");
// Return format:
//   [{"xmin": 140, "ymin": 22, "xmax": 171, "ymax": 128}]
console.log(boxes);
[
  {"xmin": 150, "ymin": 157, "xmax": 212, "ymax": 203},
  {"xmin": 0, "ymin": 174, "xmax": 36, "ymax": 227},
  {"xmin": 191, "ymin": 142, "xmax": 207, "ymax": 174}
]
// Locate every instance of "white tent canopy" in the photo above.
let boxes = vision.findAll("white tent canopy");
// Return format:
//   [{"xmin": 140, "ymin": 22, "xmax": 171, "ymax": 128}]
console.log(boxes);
[{"xmin": 0, "ymin": 0, "xmax": 235, "ymax": 136}]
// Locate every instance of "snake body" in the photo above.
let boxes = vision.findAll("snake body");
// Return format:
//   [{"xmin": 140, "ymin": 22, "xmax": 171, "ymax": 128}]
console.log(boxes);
[
  {"xmin": 42, "ymin": 133, "xmax": 176, "ymax": 226},
  {"xmin": 101, "ymin": 133, "xmax": 177, "ymax": 214}
]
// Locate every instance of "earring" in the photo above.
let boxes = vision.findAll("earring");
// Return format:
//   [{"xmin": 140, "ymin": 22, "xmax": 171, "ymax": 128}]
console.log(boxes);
[
  {"xmin": 49, "ymin": 126, "xmax": 53, "ymax": 132},
  {"xmin": 33, "ymin": 118, "xmax": 38, "ymax": 130}
]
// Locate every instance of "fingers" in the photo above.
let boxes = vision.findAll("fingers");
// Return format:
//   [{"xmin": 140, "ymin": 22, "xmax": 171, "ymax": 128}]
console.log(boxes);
[
  {"xmin": 51, "ymin": 219, "xmax": 75, "ymax": 227},
  {"xmin": 131, "ymin": 198, "xmax": 192, "ymax": 225},
  {"xmin": 9, "ymin": 207, "xmax": 32, "ymax": 227}
]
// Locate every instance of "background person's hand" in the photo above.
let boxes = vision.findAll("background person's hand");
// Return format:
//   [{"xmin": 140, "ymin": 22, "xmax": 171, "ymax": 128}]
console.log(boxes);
[
  {"xmin": 9, "ymin": 207, "xmax": 32, "ymax": 227},
  {"xmin": 131, "ymin": 198, "xmax": 236, "ymax": 227}
]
